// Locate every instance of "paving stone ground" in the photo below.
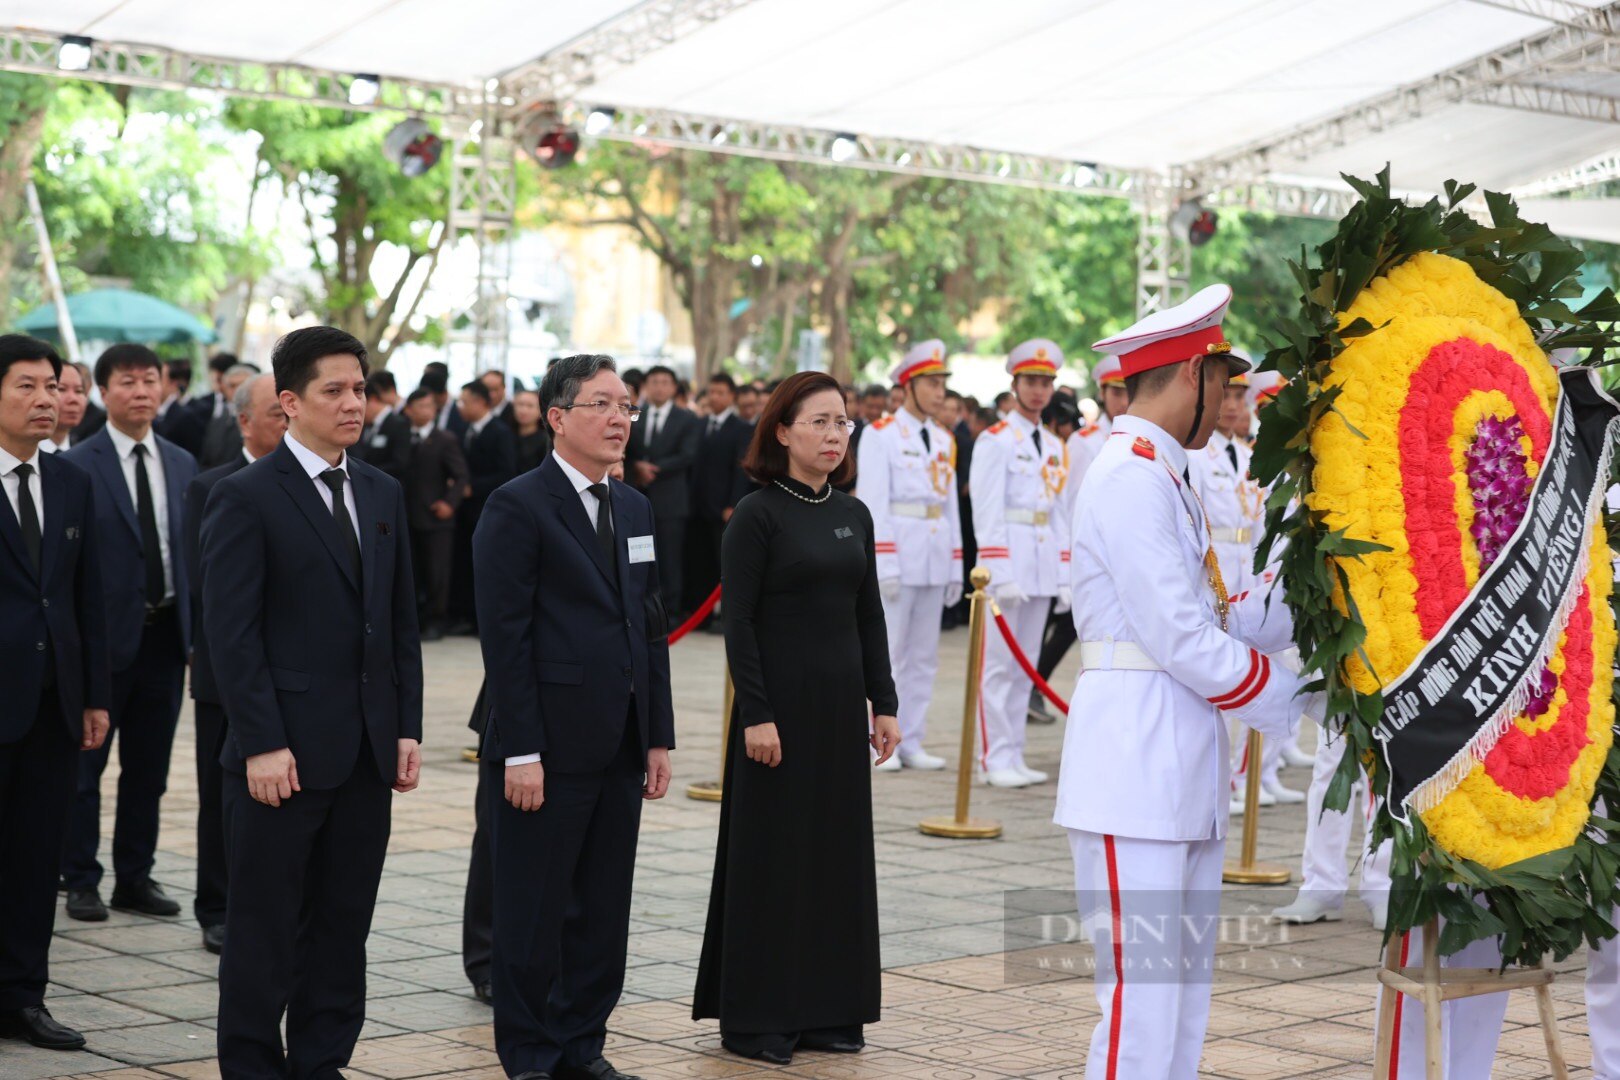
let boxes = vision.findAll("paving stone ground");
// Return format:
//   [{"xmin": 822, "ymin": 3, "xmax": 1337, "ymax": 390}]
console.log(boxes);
[{"xmin": 3, "ymin": 628, "xmax": 1601, "ymax": 1078}]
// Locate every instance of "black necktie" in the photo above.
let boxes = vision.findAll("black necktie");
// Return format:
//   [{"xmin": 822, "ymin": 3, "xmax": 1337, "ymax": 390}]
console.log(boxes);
[
  {"xmin": 1031, "ymin": 428, "xmax": 1042, "ymax": 454},
  {"xmin": 319, "ymin": 468, "xmax": 362, "ymax": 581},
  {"xmin": 14, "ymin": 463, "xmax": 40, "ymax": 575},
  {"xmin": 133, "ymin": 444, "xmax": 165, "ymax": 603},
  {"xmin": 1226, "ymin": 443, "xmax": 1239, "ymax": 472},
  {"xmin": 588, "ymin": 483, "xmax": 615, "ymax": 563},
  {"xmin": 708, "ymin": 417, "xmax": 719, "ymax": 436}
]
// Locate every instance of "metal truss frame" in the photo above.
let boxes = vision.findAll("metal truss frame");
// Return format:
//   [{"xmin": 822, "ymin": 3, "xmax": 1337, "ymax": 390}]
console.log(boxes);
[
  {"xmin": 1192, "ymin": 1, "xmax": 1620, "ymax": 184},
  {"xmin": 0, "ymin": 25, "xmax": 468, "ymax": 115},
  {"xmin": 1512, "ymin": 149, "xmax": 1620, "ymax": 196},
  {"xmin": 1135, "ymin": 181, "xmax": 1193, "ymax": 317},
  {"xmin": 448, "ymin": 102, "xmax": 519, "ymax": 372}
]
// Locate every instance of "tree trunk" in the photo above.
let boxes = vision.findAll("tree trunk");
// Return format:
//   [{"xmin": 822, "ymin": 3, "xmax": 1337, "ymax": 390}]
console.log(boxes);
[{"xmin": 0, "ymin": 102, "xmax": 48, "ymax": 313}]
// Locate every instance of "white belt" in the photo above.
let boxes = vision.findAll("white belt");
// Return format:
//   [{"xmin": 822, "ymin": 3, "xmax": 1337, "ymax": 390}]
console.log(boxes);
[
  {"xmin": 1078, "ymin": 639, "xmax": 1162, "ymax": 672},
  {"xmin": 1006, "ymin": 508, "xmax": 1050, "ymax": 526},
  {"xmin": 1210, "ymin": 527, "xmax": 1253, "ymax": 544},
  {"xmin": 891, "ymin": 502, "xmax": 945, "ymax": 520}
]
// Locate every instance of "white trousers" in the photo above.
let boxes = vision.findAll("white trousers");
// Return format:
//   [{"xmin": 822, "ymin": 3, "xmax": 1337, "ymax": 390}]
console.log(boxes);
[
  {"xmin": 882, "ymin": 584, "xmax": 945, "ymax": 751},
  {"xmin": 1068, "ymin": 829, "xmax": 1225, "ymax": 1080},
  {"xmin": 1298, "ymin": 725, "xmax": 1392, "ymax": 907},
  {"xmin": 1377, "ymin": 920, "xmax": 1506, "ymax": 1079},
  {"xmin": 1586, "ymin": 908, "xmax": 1620, "ymax": 1077},
  {"xmin": 979, "ymin": 596, "xmax": 1047, "ymax": 773}
]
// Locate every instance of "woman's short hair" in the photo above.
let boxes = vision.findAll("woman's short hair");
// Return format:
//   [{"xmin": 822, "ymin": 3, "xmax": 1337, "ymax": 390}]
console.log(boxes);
[{"xmin": 741, "ymin": 371, "xmax": 854, "ymax": 487}]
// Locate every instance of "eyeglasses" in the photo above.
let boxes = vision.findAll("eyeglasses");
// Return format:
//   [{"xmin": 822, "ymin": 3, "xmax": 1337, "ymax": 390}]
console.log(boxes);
[
  {"xmin": 787, "ymin": 417, "xmax": 857, "ymax": 435},
  {"xmin": 557, "ymin": 400, "xmax": 642, "ymax": 421}
]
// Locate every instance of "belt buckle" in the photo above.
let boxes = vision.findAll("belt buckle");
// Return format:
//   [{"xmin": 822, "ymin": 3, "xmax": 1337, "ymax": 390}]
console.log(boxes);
[
  {"xmin": 927, "ymin": 505, "xmax": 943, "ymax": 520},
  {"xmin": 1033, "ymin": 511, "xmax": 1049, "ymax": 526}
]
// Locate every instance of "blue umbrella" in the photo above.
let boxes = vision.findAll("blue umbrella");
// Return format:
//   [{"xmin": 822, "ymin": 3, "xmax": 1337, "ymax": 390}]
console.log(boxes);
[{"xmin": 18, "ymin": 287, "xmax": 218, "ymax": 345}]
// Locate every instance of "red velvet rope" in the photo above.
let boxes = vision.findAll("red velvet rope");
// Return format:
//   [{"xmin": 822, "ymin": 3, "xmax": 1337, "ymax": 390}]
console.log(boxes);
[
  {"xmin": 667, "ymin": 584, "xmax": 723, "ymax": 645},
  {"xmin": 991, "ymin": 608, "xmax": 1071, "ymax": 714}
]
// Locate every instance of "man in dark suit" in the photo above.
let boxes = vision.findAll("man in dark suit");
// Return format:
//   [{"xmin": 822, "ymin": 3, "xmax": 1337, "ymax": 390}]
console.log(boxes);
[
  {"xmin": 356, "ymin": 371, "xmax": 412, "ymax": 481},
  {"xmin": 202, "ymin": 326, "xmax": 423, "ymax": 1078},
  {"xmin": 401, "ymin": 387, "xmax": 468, "ymax": 640},
  {"xmin": 450, "ymin": 379, "xmax": 517, "ymax": 632},
  {"xmin": 624, "ymin": 364, "xmax": 699, "ymax": 616},
  {"xmin": 62, "ymin": 345, "xmax": 198, "ymax": 922},
  {"xmin": 197, "ymin": 362, "xmax": 260, "ymax": 468},
  {"xmin": 154, "ymin": 359, "xmax": 206, "ymax": 455},
  {"xmin": 685, "ymin": 373, "xmax": 751, "ymax": 618},
  {"xmin": 481, "ymin": 369, "xmax": 516, "ymax": 426},
  {"xmin": 0, "ymin": 335, "xmax": 110, "ymax": 1053},
  {"xmin": 181, "ymin": 373, "xmax": 286, "ymax": 954},
  {"xmin": 475, "ymin": 353, "xmax": 674, "ymax": 1080},
  {"xmin": 188, "ymin": 352, "xmax": 240, "ymax": 428}
]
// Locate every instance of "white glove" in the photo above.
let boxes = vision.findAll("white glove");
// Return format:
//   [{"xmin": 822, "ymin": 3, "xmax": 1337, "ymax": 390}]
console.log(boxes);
[
  {"xmin": 879, "ymin": 577, "xmax": 902, "ymax": 604},
  {"xmin": 943, "ymin": 581, "xmax": 963, "ymax": 608},
  {"xmin": 1054, "ymin": 586, "xmax": 1072, "ymax": 616},
  {"xmin": 992, "ymin": 581, "xmax": 1030, "ymax": 608}
]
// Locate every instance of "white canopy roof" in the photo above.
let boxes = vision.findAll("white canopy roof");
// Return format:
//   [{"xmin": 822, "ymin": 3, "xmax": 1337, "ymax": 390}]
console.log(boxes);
[{"xmin": 15, "ymin": 0, "xmax": 1620, "ymax": 199}]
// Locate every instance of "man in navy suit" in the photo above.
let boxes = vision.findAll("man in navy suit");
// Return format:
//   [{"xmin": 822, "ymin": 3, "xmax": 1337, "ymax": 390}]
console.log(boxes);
[
  {"xmin": 62, "ymin": 344, "xmax": 197, "ymax": 922},
  {"xmin": 181, "ymin": 372, "xmax": 286, "ymax": 954},
  {"xmin": 0, "ymin": 336, "xmax": 110, "ymax": 1052},
  {"xmin": 475, "ymin": 353, "xmax": 674, "ymax": 1080},
  {"xmin": 203, "ymin": 326, "xmax": 423, "ymax": 1079}
]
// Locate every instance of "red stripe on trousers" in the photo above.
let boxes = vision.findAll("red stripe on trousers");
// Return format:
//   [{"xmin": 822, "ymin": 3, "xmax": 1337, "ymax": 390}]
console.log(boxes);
[
  {"xmin": 1389, "ymin": 931, "xmax": 1410, "ymax": 1078},
  {"xmin": 1104, "ymin": 835, "xmax": 1125, "ymax": 1080}
]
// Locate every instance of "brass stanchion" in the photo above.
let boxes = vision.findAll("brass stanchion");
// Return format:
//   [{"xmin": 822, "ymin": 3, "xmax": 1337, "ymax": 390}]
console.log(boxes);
[
  {"xmin": 1222, "ymin": 729, "xmax": 1290, "ymax": 884},
  {"xmin": 686, "ymin": 663, "xmax": 732, "ymax": 802},
  {"xmin": 919, "ymin": 567, "xmax": 1002, "ymax": 839}
]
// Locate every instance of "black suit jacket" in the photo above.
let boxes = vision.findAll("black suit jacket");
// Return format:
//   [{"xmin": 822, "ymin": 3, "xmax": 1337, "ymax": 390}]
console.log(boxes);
[
  {"xmin": 73, "ymin": 402, "xmax": 107, "ymax": 443},
  {"xmin": 200, "ymin": 440, "xmax": 423, "ymax": 788},
  {"xmin": 463, "ymin": 418, "xmax": 518, "ymax": 506},
  {"xmin": 0, "ymin": 452, "xmax": 110, "ymax": 744},
  {"xmin": 199, "ymin": 413, "xmax": 243, "ymax": 469},
  {"xmin": 157, "ymin": 398, "xmax": 207, "ymax": 456},
  {"xmin": 64, "ymin": 428, "xmax": 197, "ymax": 671},
  {"xmin": 184, "ymin": 453, "xmax": 251, "ymax": 706},
  {"xmin": 473, "ymin": 455, "xmax": 675, "ymax": 770},
  {"xmin": 690, "ymin": 413, "xmax": 752, "ymax": 521},
  {"xmin": 626, "ymin": 404, "xmax": 701, "ymax": 521},
  {"xmin": 405, "ymin": 429, "xmax": 469, "ymax": 533},
  {"xmin": 356, "ymin": 408, "xmax": 412, "ymax": 482}
]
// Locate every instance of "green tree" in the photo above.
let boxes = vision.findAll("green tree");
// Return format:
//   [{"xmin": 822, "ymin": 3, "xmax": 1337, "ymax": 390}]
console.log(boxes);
[
  {"xmin": 0, "ymin": 74, "xmax": 54, "ymax": 315},
  {"xmin": 225, "ymin": 100, "xmax": 449, "ymax": 364}
]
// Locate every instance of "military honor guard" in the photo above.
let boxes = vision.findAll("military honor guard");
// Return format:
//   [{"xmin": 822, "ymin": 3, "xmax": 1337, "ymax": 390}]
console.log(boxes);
[
  {"xmin": 969, "ymin": 339, "xmax": 1072, "ymax": 788},
  {"xmin": 1054, "ymin": 285, "xmax": 1307, "ymax": 1078},
  {"xmin": 856, "ymin": 340, "xmax": 962, "ymax": 771},
  {"xmin": 1066, "ymin": 353, "xmax": 1125, "ymax": 486}
]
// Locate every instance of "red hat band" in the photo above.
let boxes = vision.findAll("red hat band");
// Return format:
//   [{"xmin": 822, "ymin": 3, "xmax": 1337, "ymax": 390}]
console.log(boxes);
[{"xmin": 1118, "ymin": 325, "xmax": 1228, "ymax": 379}]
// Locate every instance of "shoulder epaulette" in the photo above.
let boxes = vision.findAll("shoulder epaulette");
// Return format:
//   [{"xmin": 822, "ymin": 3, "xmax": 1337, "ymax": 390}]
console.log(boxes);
[
  {"xmin": 871, "ymin": 415, "xmax": 895, "ymax": 430},
  {"xmin": 1132, "ymin": 436, "xmax": 1157, "ymax": 461},
  {"xmin": 1079, "ymin": 423, "xmax": 1099, "ymax": 437},
  {"xmin": 987, "ymin": 420, "xmax": 1008, "ymax": 435}
]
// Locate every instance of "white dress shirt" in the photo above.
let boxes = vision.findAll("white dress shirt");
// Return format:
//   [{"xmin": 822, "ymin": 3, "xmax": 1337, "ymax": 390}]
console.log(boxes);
[
  {"xmin": 39, "ymin": 438, "xmax": 60, "ymax": 454},
  {"xmin": 506, "ymin": 451, "xmax": 612, "ymax": 768},
  {"xmin": 706, "ymin": 407, "xmax": 735, "ymax": 435},
  {"xmin": 466, "ymin": 411, "xmax": 494, "ymax": 443},
  {"xmin": 644, "ymin": 401, "xmax": 673, "ymax": 442},
  {"xmin": 283, "ymin": 432, "xmax": 361, "ymax": 545},
  {"xmin": 0, "ymin": 444, "xmax": 45, "ymax": 534},
  {"xmin": 106, "ymin": 424, "xmax": 175, "ymax": 602}
]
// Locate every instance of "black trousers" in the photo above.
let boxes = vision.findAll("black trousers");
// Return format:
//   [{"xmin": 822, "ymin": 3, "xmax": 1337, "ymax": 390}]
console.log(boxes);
[
  {"xmin": 487, "ymin": 724, "xmax": 643, "ymax": 1076},
  {"xmin": 462, "ymin": 758, "xmax": 493, "ymax": 988},
  {"xmin": 63, "ymin": 607, "xmax": 184, "ymax": 890},
  {"xmin": 411, "ymin": 527, "xmax": 454, "ymax": 626},
  {"xmin": 451, "ymin": 502, "xmax": 485, "ymax": 625},
  {"xmin": 193, "ymin": 701, "xmax": 229, "ymax": 928},
  {"xmin": 1037, "ymin": 598, "xmax": 1078, "ymax": 683},
  {"xmin": 684, "ymin": 515, "xmax": 724, "ymax": 615},
  {"xmin": 0, "ymin": 688, "xmax": 76, "ymax": 1011},
  {"xmin": 217, "ymin": 751, "xmax": 391, "ymax": 1080},
  {"xmin": 653, "ymin": 514, "xmax": 685, "ymax": 616}
]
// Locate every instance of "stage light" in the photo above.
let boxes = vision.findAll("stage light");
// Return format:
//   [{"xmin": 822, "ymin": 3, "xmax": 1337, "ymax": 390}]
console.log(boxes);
[
  {"xmin": 533, "ymin": 126, "xmax": 581, "ymax": 169},
  {"xmin": 1072, "ymin": 163, "xmax": 1098, "ymax": 187},
  {"xmin": 1171, "ymin": 198, "xmax": 1218, "ymax": 247},
  {"xmin": 348, "ymin": 74, "xmax": 381, "ymax": 107},
  {"xmin": 584, "ymin": 108, "xmax": 616, "ymax": 137},
  {"xmin": 829, "ymin": 133, "xmax": 859, "ymax": 163},
  {"xmin": 57, "ymin": 35, "xmax": 92, "ymax": 72},
  {"xmin": 382, "ymin": 119, "xmax": 444, "ymax": 177}
]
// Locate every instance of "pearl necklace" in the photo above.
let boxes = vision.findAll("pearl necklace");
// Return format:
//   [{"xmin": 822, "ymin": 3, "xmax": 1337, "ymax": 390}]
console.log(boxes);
[{"xmin": 773, "ymin": 479, "xmax": 831, "ymax": 504}]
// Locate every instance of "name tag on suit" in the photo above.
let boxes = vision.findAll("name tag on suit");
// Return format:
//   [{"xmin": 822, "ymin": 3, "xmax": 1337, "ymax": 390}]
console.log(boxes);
[{"xmin": 627, "ymin": 535, "xmax": 656, "ymax": 564}]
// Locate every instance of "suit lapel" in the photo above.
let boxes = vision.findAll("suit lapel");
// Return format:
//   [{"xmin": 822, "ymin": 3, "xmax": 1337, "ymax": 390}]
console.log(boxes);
[
  {"xmin": 38, "ymin": 453, "xmax": 64, "ymax": 585},
  {"xmin": 89, "ymin": 436, "xmax": 139, "ymax": 540},
  {"xmin": 352, "ymin": 464, "xmax": 377, "ymax": 604},
  {"xmin": 610, "ymin": 480, "xmax": 634, "ymax": 601},
  {"xmin": 272, "ymin": 443, "xmax": 361, "ymax": 593},
  {"xmin": 541, "ymin": 457, "xmax": 615, "ymax": 589}
]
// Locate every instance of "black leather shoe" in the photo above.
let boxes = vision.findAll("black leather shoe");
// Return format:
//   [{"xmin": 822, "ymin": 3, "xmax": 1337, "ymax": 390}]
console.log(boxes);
[
  {"xmin": 110, "ymin": 878, "xmax": 181, "ymax": 917},
  {"xmin": 0, "ymin": 1005, "xmax": 87, "ymax": 1050},
  {"xmin": 472, "ymin": 980, "xmax": 493, "ymax": 1005},
  {"xmin": 202, "ymin": 924, "xmax": 225, "ymax": 954},
  {"xmin": 720, "ymin": 1037, "xmax": 793, "ymax": 1065},
  {"xmin": 557, "ymin": 1058, "xmax": 642, "ymax": 1080},
  {"xmin": 65, "ymin": 889, "xmax": 107, "ymax": 922},
  {"xmin": 511, "ymin": 1073, "xmax": 551, "ymax": 1080},
  {"xmin": 799, "ymin": 1031, "xmax": 865, "ymax": 1053}
]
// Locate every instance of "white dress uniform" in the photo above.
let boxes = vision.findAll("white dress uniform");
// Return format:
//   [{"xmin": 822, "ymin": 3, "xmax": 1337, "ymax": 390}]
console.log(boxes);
[
  {"xmin": 857, "ymin": 341, "xmax": 963, "ymax": 769},
  {"xmin": 970, "ymin": 339, "xmax": 1074, "ymax": 785},
  {"xmin": 1188, "ymin": 430, "xmax": 1262, "ymax": 597},
  {"xmin": 1065, "ymin": 354, "xmax": 1122, "ymax": 491},
  {"xmin": 1056, "ymin": 286, "xmax": 1307, "ymax": 1079},
  {"xmin": 1271, "ymin": 726, "xmax": 1393, "ymax": 921}
]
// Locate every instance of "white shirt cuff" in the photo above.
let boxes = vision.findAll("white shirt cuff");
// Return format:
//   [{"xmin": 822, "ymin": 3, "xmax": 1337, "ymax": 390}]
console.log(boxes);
[{"xmin": 504, "ymin": 753, "xmax": 542, "ymax": 766}]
